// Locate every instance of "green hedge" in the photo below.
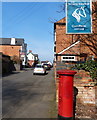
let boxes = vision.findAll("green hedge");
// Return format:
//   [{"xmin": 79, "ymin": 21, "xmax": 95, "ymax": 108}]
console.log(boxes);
[{"xmin": 74, "ymin": 60, "xmax": 97, "ymax": 82}]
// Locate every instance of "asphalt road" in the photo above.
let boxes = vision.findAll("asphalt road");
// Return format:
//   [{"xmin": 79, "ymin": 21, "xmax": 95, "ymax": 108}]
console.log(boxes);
[{"xmin": 2, "ymin": 68, "xmax": 57, "ymax": 118}]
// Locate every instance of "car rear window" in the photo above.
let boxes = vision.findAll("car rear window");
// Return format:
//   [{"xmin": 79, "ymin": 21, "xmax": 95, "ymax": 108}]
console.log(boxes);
[
  {"xmin": 43, "ymin": 64, "xmax": 48, "ymax": 66},
  {"xmin": 36, "ymin": 65, "xmax": 44, "ymax": 68}
]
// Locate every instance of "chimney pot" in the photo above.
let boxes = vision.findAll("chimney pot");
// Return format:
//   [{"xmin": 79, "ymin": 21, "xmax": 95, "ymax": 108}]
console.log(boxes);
[{"xmin": 29, "ymin": 50, "xmax": 32, "ymax": 53}]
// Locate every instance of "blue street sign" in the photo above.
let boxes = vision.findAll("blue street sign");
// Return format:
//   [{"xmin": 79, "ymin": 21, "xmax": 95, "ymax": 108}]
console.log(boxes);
[{"xmin": 66, "ymin": 0, "xmax": 92, "ymax": 34}]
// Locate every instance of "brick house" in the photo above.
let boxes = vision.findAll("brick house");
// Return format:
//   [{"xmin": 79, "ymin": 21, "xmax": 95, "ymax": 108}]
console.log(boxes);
[
  {"xmin": 54, "ymin": 16, "xmax": 97, "ymax": 119},
  {"xmin": 0, "ymin": 38, "xmax": 27, "ymax": 67},
  {"xmin": 27, "ymin": 50, "xmax": 39, "ymax": 67},
  {"xmin": 54, "ymin": 17, "xmax": 96, "ymax": 63}
]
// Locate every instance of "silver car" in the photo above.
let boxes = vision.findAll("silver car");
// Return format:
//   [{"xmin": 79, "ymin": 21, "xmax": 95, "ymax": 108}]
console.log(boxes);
[{"xmin": 33, "ymin": 64, "xmax": 46, "ymax": 75}]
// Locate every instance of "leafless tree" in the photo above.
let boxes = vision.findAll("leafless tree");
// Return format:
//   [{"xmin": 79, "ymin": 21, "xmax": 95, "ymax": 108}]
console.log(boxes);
[{"xmin": 72, "ymin": 2, "xmax": 97, "ymax": 59}]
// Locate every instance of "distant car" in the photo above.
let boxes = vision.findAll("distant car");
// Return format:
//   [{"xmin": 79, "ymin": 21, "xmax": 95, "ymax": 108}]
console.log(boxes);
[
  {"xmin": 43, "ymin": 64, "xmax": 51, "ymax": 70},
  {"xmin": 33, "ymin": 64, "xmax": 46, "ymax": 75}
]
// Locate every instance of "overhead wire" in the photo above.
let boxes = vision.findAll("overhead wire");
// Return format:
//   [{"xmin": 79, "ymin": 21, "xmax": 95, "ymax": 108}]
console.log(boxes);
[
  {"xmin": 12, "ymin": 3, "xmax": 45, "ymax": 25},
  {"xmin": 3, "ymin": 3, "xmax": 44, "ymax": 37},
  {"xmin": 4, "ymin": 2, "xmax": 38, "ymax": 27},
  {"xmin": 2, "ymin": 2, "xmax": 33, "ymax": 36},
  {"xmin": 2, "ymin": 3, "xmax": 29, "ymax": 21}
]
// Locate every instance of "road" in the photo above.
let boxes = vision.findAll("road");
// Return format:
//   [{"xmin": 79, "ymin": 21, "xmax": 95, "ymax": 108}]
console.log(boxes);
[{"xmin": 2, "ymin": 68, "xmax": 57, "ymax": 118}]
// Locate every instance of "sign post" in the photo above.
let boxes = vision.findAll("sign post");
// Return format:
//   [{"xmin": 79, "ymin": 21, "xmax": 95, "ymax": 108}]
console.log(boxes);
[{"xmin": 66, "ymin": 0, "xmax": 92, "ymax": 34}]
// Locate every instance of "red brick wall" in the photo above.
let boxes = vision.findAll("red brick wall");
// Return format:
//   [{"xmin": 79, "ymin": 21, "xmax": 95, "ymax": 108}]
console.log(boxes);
[
  {"xmin": 55, "ymin": 18, "xmax": 96, "ymax": 61},
  {"xmin": 74, "ymin": 70, "xmax": 97, "ymax": 119},
  {"xmin": 0, "ymin": 45, "xmax": 21, "ymax": 57},
  {"xmin": 56, "ymin": 70, "xmax": 97, "ymax": 119},
  {"xmin": 56, "ymin": 18, "xmax": 73, "ymax": 54}
]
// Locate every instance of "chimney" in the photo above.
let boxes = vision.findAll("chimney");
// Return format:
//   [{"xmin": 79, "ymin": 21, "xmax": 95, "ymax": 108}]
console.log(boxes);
[
  {"xmin": 29, "ymin": 50, "xmax": 32, "ymax": 53},
  {"xmin": 11, "ymin": 38, "xmax": 15, "ymax": 45}
]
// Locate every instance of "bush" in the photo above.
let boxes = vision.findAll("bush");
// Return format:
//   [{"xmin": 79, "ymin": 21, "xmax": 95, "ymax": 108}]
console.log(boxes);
[
  {"xmin": 11, "ymin": 55, "xmax": 20, "ymax": 64},
  {"xmin": 74, "ymin": 60, "xmax": 97, "ymax": 82}
]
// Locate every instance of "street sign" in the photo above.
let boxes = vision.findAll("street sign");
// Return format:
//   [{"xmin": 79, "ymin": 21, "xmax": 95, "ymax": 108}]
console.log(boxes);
[{"xmin": 66, "ymin": 0, "xmax": 92, "ymax": 34}]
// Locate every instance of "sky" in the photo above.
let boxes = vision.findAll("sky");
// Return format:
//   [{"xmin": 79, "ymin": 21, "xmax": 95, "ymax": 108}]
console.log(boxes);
[{"xmin": 1, "ymin": 2, "xmax": 65, "ymax": 62}]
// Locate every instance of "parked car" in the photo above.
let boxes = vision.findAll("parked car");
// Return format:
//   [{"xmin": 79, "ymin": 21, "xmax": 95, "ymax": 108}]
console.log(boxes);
[
  {"xmin": 33, "ymin": 64, "xmax": 46, "ymax": 75},
  {"xmin": 41, "ymin": 61, "xmax": 53, "ymax": 68},
  {"xmin": 43, "ymin": 64, "xmax": 51, "ymax": 70}
]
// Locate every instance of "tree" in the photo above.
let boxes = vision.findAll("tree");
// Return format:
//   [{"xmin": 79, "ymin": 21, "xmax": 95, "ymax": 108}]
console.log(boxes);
[
  {"xmin": 11, "ymin": 55, "xmax": 20, "ymax": 64},
  {"xmin": 72, "ymin": 2, "xmax": 97, "ymax": 59}
]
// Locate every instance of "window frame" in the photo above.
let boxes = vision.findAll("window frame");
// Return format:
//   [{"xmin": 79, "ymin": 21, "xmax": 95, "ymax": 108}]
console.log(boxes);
[{"xmin": 61, "ymin": 56, "xmax": 76, "ymax": 61}]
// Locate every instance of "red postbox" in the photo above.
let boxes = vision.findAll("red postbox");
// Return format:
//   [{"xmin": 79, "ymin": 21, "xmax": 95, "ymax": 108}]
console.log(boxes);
[{"xmin": 57, "ymin": 69, "xmax": 77, "ymax": 120}]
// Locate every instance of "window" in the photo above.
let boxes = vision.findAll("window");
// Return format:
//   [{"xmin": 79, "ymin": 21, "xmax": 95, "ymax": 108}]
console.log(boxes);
[
  {"xmin": 61, "ymin": 56, "xmax": 76, "ymax": 61},
  {"xmin": 62, "ymin": 57, "xmax": 74, "ymax": 59},
  {"xmin": 36, "ymin": 65, "xmax": 44, "ymax": 68}
]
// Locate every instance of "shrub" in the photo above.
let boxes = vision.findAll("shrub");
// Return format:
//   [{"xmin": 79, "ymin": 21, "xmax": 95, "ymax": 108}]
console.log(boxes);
[
  {"xmin": 74, "ymin": 60, "xmax": 97, "ymax": 82},
  {"xmin": 11, "ymin": 55, "xmax": 20, "ymax": 64}
]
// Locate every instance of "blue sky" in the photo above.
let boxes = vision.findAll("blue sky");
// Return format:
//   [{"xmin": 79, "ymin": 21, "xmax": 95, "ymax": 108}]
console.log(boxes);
[{"xmin": 2, "ymin": 2, "xmax": 65, "ymax": 62}]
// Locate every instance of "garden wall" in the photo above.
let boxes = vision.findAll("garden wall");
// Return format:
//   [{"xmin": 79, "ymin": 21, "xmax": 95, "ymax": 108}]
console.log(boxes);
[
  {"xmin": 55, "ymin": 69, "xmax": 97, "ymax": 119},
  {"xmin": 74, "ymin": 70, "xmax": 97, "ymax": 119}
]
